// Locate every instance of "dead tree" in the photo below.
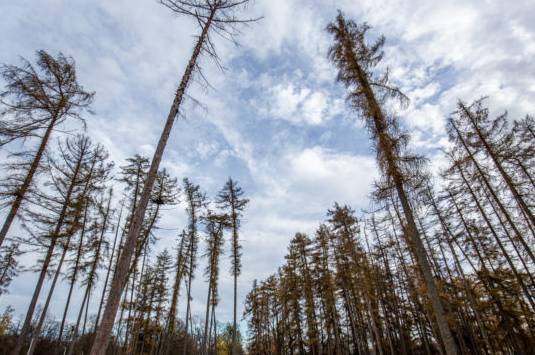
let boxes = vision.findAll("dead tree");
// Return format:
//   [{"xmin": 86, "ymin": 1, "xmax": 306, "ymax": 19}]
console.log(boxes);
[
  {"xmin": 326, "ymin": 12, "xmax": 458, "ymax": 355},
  {"xmin": 89, "ymin": 1, "xmax": 257, "ymax": 353},
  {"xmin": 201, "ymin": 212, "xmax": 229, "ymax": 354},
  {"xmin": 10, "ymin": 135, "xmax": 96, "ymax": 355},
  {"xmin": 216, "ymin": 178, "xmax": 249, "ymax": 355},
  {"xmin": 0, "ymin": 50, "xmax": 94, "ymax": 249}
]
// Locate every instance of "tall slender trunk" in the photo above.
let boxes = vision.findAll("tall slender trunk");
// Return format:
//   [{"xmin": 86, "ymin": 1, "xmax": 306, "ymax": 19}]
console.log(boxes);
[
  {"xmin": 229, "ymin": 189, "xmax": 240, "ymax": 355},
  {"xmin": 123, "ymin": 264, "xmax": 137, "ymax": 348},
  {"xmin": 26, "ymin": 227, "xmax": 75, "ymax": 355},
  {"xmin": 95, "ymin": 206, "xmax": 124, "ymax": 331},
  {"xmin": 460, "ymin": 103, "xmax": 535, "ymax": 228},
  {"xmin": 90, "ymin": 11, "xmax": 215, "ymax": 355},
  {"xmin": 0, "ymin": 114, "xmax": 58, "ymax": 248},
  {"xmin": 182, "ymin": 254, "xmax": 195, "ymax": 355},
  {"xmin": 386, "ymin": 206, "xmax": 434, "ymax": 354},
  {"xmin": 67, "ymin": 193, "xmax": 111, "ymax": 355},
  {"xmin": 481, "ymin": 186, "xmax": 535, "ymax": 285},
  {"xmin": 82, "ymin": 289, "xmax": 91, "ymax": 335},
  {"xmin": 202, "ymin": 282, "xmax": 212, "ymax": 354},
  {"xmin": 451, "ymin": 121, "xmax": 535, "ymax": 265},
  {"xmin": 211, "ymin": 303, "xmax": 217, "ymax": 355},
  {"xmin": 342, "ymin": 34, "xmax": 458, "ymax": 353},
  {"xmin": 29, "ymin": 157, "xmax": 100, "ymax": 355},
  {"xmin": 428, "ymin": 190, "xmax": 492, "ymax": 353},
  {"xmin": 455, "ymin": 162, "xmax": 535, "ymax": 309},
  {"xmin": 10, "ymin": 145, "xmax": 83, "ymax": 355},
  {"xmin": 127, "ymin": 240, "xmax": 150, "ymax": 354},
  {"xmin": 162, "ymin": 234, "xmax": 185, "ymax": 355},
  {"xmin": 59, "ymin": 206, "xmax": 89, "ymax": 341}
]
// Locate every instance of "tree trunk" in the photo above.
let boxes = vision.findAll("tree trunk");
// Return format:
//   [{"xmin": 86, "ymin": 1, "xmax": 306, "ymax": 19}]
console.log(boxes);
[
  {"xmin": 202, "ymin": 281, "xmax": 212, "ymax": 354},
  {"xmin": 345, "ymin": 39, "xmax": 458, "ymax": 353},
  {"xmin": 162, "ymin": 234, "xmax": 185, "ymax": 355},
  {"xmin": 461, "ymin": 103, "xmax": 535, "ymax": 228},
  {"xmin": 10, "ymin": 144, "xmax": 83, "ymax": 355},
  {"xmin": 455, "ymin": 162, "xmax": 535, "ymax": 309},
  {"xmin": 0, "ymin": 115, "xmax": 58, "ymax": 248},
  {"xmin": 59, "ymin": 206, "xmax": 89, "ymax": 341},
  {"xmin": 95, "ymin": 206, "xmax": 124, "ymax": 331},
  {"xmin": 451, "ymin": 121, "xmax": 535, "ymax": 265},
  {"xmin": 229, "ymin": 183, "xmax": 240, "ymax": 355},
  {"xmin": 89, "ymin": 11, "xmax": 215, "ymax": 355},
  {"xmin": 182, "ymin": 260, "xmax": 195, "ymax": 355},
  {"xmin": 67, "ymin": 193, "xmax": 110, "ymax": 355}
]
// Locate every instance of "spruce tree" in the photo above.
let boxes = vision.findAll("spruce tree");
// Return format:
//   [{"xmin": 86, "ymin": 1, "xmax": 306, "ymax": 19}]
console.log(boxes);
[
  {"xmin": 90, "ymin": 2, "xmax": 257, "ymax": 351},
  {"xmin": 325, "ymin": 12, "xmax": 458, "ymax": 354},
  {"xmin": 0, "ymin": 50, "xmax": 94, "ymax": 249},
  {"xmin": 216, "ymin": 178, "xmax": 249, "ymax": 355}
]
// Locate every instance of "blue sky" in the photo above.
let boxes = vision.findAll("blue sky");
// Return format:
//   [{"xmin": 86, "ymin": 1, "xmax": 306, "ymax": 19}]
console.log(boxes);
[{"xmin": 1, "ymin": 0, "xmax": 534, "ymax": 335}]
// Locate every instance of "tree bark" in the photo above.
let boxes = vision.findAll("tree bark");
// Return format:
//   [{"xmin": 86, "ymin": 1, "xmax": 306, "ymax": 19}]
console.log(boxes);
[
  {"xmin": 0, "ymin": 115, "xmax": 59, "ymax": 249},
  {"xmin": 338, "ymin": 29, "xmax": 458, "ymax": 353},
  {"xmin": 461, "ymin": 103, "xmax": 535, "ymax": 228},
  {"xmin": 10, "ymin": 142, "xmax": 83, "ymax": 355},
  {"xmin": 89, "ymin": 12, "xmax": 214, "ymax": 355},
  {"xmin": 59, "ymin": 206, "xmax": 89, "ymax": 341},
  {"xmin": 67, "ymin": 193, "xmax": 111, "ymax": 355},
  {"xmin": 95, "ymin": 206, "xmax": 123, "ymax": 331}
]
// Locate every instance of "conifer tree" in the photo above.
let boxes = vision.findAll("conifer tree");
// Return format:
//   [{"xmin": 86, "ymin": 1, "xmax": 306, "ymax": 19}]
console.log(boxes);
[
  {"xmin": 65, "ymin": 189, "xmax": 114, "ymax": 355},
  {"xmin": 182, "ymin": 177, "xmax": 207, "ymax": 355},
  {"xmin": 0, "ymin": 50, "xmax": 94, "ymax": 248},
  {"xmin": 27, "ymin": 140, "xmax": 111, "ymax": 355},
  {"xmin": 91, "ymin": 1, "xmax": 257, "ymax": 351},
  {"xmin": 202, "ymin": 212, "xmax": 229, "ymax": 354},
  {"xmin": 216, "ymin": 178, "xmax": 249, "ymax": 355},
  {"xmin": 326, "ymin": 13, "xmax": 458, "ymax": 354},
  {"xmin": 10, "ymin": 135, "xmax": 104, "ymax": 355},
  {"xmin": 163, "ymin": 230, "xmax": 187, "ymax": 354},
  {"xmin": 0, "ymin": 243, "xmax": 21, "ymax": 296}
]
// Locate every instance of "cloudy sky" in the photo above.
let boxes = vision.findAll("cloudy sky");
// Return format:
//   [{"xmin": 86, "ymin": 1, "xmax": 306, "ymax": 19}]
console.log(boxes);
[{"xmin": 1, "ymin": 0, "xmax": 534, "ymax": 336}]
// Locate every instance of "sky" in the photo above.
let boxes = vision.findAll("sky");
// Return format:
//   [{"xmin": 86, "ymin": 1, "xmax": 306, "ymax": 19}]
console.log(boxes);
[{"xmin": 1, "ymin": 0, "xmax": 534, "ymax": 337}]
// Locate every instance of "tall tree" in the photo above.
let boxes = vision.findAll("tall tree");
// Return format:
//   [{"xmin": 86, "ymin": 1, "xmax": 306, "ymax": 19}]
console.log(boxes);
[
  {"xmin": 326, "ymin": 12, "xmax": 458, "ymax": 354},
  {"xmin": 65, "ymin": 190, "xmax": 114, "ymax": 355},
  {"xmin": 202, "ymin": 212, "xmax": 229, "ymax": 354},
  {"xmin": 182, "ymin": 178, "xmax": 207, "ymax": 355},
  {"xmin": 29, "ymin": 138, "xmax": 111, "ymax": 352},
  {"xmin": 90, "ymin": 1, "xmax": 257, "ymax": 352},
  {"xmin": 0, "ymin": 50, "xmax": 94, "ymax": 248},
  {"xmin": 216, "ymin": 178, "xmax": 249, "ymax": 355},
  {"xmin": 162, "ymin": 230, "xmax": 187, "ymax": 355},
  {"xmin": 10, "ymin": 135, "xmax": 102, "ymax": 355}
]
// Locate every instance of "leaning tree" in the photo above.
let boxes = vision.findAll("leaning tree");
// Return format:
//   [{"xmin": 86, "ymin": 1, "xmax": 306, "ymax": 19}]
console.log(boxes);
[
  {"xmin": 327, "ymin": 12, "xmax": 458, "ymax": 355},
  {"xmin": 90, "ymin": 1, "xmax": 257, "ymax": 354},
  {"xmin": 0, "ymin": 50, "xmax": 94, "ymax": 249}
]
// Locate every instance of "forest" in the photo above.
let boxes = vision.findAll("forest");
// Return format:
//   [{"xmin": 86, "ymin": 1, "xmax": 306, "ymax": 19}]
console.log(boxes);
[{"xmin": 0, "ymin": 0, "xmax": 533, "ymax": 355}]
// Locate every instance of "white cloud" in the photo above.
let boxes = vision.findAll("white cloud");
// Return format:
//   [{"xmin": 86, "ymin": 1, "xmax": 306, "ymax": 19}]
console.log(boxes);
[{"xmin": 258, "ymin": 82, "xmax": 343, "ymax": 125}]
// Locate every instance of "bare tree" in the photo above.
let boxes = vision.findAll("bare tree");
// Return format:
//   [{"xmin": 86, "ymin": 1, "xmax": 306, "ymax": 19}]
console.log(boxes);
[
  {"xmin": 216, "ymin": 178, "xmax": 249, "ymax": 355},
  {"xmin": 0, "ymin": 50, "xmax": 94, "ymax": 249},
  {"xmin": 182, "ymin": 178, "xmax": 207, "ymax": 355},
  {"xmin": 0, "ymin": 243, "xmax": 21, "ymax": 296},
  {"xmin": 201, "ymin": 211, "xmax": 229, "ymax": 354},
  {"xmin": 162, "ymin": 230, "xmax": 187, "ymax": 355},
  {"xmin": 89, "ymin": 1, "xmax": 257, "ymax": 353},
  {"xmin": 10, "ymin": 135, "xmax": 98, "ymax": 355}
]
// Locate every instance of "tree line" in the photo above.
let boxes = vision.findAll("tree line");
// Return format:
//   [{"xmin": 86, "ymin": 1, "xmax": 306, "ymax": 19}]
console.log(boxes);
[
  {"xmin": 0, "ymin": 1, "xmax": 255, "ymax": 354},
  {"xmin": 244, "ymin": 12, "xmax": 534, "ymax": 355}
]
